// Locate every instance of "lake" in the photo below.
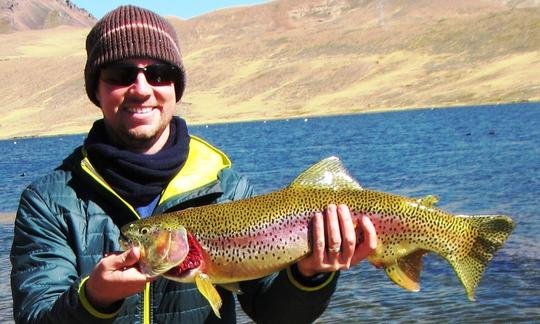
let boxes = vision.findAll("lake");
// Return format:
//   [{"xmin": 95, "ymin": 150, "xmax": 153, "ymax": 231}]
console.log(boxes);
[{"xmin": 0, "ymin": 103, "xmax": 539, "ymax": 322}]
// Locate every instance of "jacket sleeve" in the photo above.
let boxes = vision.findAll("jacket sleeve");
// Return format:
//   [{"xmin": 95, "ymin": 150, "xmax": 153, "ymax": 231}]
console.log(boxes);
[
  {"xmin": 10, "ymin": 186, "xmax": 118, "ymax": 324},
  {"xmin": 238, "ymin": 269, "xmax": 338, "ymax": 324},
  {"xmin": 219, "ymin": 168, "xmax": 339, "ymax": 323}
]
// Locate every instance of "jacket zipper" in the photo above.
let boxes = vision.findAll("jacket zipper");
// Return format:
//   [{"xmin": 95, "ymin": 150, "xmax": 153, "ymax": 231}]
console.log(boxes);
[{"xmin": 81, "ymin": 156, "xmax": 153, "ymax": 324}]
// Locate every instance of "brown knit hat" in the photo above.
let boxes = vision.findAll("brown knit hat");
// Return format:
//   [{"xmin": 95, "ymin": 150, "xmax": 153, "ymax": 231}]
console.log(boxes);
[{"xmin": 84, "ymin": 5, "xmax": 185, "ymax": 107}]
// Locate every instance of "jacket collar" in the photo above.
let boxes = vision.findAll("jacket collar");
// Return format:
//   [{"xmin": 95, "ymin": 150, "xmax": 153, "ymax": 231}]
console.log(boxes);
[
  {"xmin": 78, "ymin": 135, "xmax": 231, "ymax": 218},
  {"xmin": 155, "ymin": 135, "xmax": 231, "ymax": 213},
  {"xmin": 159, "ymin": 135, "xmax": 231, "ymax": 204}
]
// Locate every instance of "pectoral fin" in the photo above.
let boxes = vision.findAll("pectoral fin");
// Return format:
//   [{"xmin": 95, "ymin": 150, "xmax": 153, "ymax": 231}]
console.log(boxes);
[
  {"xmin": 384, "ymin": 249, "xmax": 427, "ymax": 292},
  {"xmin": 195, "ymin": 273, "xmax": 223, "ymax": 318}
]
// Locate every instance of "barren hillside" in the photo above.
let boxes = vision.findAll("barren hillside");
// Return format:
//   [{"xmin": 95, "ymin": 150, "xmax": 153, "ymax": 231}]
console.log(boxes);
[
  {"xmin": 0, "ymin": 0, "xmax": 539, "ymax": 139},
  {"xmin": 0, "ymin": 0, "xmax": 95, "ymax": 32}
]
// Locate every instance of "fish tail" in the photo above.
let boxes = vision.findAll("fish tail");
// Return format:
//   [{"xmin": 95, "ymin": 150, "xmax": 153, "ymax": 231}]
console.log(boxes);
[{"xmin": 448, "ymin": 214, "xmax": 515, "ymax": 301}]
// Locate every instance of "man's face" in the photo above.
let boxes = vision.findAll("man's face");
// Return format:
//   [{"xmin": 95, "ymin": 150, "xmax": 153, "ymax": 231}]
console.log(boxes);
[{"xmin": 96, "ymin": 58, "xmax": 178, "ymax": 153}]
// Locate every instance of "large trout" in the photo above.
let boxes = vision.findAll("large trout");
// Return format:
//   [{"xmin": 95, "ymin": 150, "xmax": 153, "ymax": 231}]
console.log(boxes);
[{"xmin": 120, "ymin": 157, "xmax": 514, "ymax": 317}]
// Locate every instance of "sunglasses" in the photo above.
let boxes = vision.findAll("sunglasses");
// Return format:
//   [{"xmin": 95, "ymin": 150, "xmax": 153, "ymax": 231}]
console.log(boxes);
[{"xmin": 100, "ymin": 63, "xmax": 179, "ymax": 86}]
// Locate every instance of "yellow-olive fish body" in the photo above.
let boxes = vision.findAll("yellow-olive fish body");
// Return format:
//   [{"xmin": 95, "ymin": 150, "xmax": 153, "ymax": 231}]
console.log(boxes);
[{"xmin": 120, "ymin": 157, "xmax": 514, "ymax": 317}]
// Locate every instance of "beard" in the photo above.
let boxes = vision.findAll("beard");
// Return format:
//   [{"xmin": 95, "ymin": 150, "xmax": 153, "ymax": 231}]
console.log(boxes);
[{"xmin": 106, "ymin": 118, "xmax": 170, "ymax": 153}]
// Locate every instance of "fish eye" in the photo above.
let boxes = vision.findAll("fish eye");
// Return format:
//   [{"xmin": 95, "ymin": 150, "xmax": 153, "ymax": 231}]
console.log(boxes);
[{"xmin": 140, "ymin": 227, "xmax": 150, "ymax": 235}]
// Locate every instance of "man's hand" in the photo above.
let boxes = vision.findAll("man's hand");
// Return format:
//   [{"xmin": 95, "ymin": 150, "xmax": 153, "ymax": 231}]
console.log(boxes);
[
  {"xmin": 85, "ymin": 247, "xmax": 151, "ymax": 310},
  {"xmin": 296, "ymin": 204, "xmax": 377, "ymax": 277}
]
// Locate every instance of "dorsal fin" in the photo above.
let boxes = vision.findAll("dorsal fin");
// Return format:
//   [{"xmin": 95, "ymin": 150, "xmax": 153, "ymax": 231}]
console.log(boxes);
[{"xmin": 289, "ymin": 156, "xmax": 362, "ymax": 190}]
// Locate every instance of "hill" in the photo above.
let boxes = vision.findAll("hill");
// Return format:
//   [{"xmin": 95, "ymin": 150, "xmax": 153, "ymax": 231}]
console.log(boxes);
[
  {"xmin": 0, "ymin": 0, "xmax": 539, "ymax": 139},
  {"xmin": 0, "ymin": 0, "xmax": 95, "ymax": 32}
]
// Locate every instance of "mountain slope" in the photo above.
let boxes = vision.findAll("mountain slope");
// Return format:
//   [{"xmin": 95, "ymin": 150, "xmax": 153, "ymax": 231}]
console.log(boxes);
[
  {"xmin": 0, "ymin": 0, "xmax": 539, "ymax": 139},
  {"xmin": 0, "ymin": 0, "xmax": 95, "ymax": 33}
]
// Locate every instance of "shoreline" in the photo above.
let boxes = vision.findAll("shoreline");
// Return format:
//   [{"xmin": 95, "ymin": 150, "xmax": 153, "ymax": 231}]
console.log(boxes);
[
  {"xmin": 1, "ymin": 101, "xmax": 536, "ymax": 141},
  {"xmin": 0, "ymin": 212, "xmax": 15, "ymax": 224}
]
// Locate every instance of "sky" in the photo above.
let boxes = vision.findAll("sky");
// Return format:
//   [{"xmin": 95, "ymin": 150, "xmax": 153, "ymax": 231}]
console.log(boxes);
[{"xmin": 70, "ymin": 1, "xmax": 271, "ymax": 20}]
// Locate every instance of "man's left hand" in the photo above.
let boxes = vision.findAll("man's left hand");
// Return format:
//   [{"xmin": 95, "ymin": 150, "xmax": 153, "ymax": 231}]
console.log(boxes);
[{"xmin": 296, "ymin": 204, "xmax": 377, "ymax": 277}]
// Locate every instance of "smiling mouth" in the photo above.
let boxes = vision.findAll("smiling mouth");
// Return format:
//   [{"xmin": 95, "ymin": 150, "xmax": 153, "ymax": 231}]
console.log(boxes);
[{"xmin": 125, "ymin": 107, "xmax": 154, "ymax": 114}]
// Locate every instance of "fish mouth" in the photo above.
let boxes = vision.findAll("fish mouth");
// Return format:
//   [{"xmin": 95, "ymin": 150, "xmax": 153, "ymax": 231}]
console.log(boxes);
[
  {"xmin": 119, "ymin": 232, "xmax": 139, "ymax": 251},
  {"xmin": 118, "ymin": 227, "xmax": 191, "ymax": 277}
]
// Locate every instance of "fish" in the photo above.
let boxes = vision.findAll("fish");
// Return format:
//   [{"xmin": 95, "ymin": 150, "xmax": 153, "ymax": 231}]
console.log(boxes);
[{"xmin": 120, "ymin": 156, "xmax": 515, "ymax": 318}]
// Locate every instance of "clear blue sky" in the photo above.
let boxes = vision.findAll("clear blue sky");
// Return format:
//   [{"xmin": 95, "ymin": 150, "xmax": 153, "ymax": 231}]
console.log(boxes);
[{"xmin": 70, "ymin": 1, "xmax": 270, "ymax": 19}]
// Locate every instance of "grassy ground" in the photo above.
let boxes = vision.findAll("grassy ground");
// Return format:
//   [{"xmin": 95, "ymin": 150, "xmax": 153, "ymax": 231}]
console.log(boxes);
[{"xmin": 0, "ymin": 2, "xmax": 539, "ymax": 139}]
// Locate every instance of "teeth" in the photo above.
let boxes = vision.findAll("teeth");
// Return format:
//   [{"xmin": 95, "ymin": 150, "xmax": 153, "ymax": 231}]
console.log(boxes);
[{"xmin": 125, "ymin": 107, "xmax": 153, "ymax": 114}]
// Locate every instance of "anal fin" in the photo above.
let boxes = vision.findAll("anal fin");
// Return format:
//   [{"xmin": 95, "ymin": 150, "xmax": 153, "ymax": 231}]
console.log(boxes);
[{"xmin": 384, "ymin": 249, "xmax": 428, "ymax": 292}]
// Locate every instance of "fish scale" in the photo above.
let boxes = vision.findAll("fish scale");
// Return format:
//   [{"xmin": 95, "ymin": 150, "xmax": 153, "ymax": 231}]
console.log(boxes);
[{"xmin": 121, "ymin": 156, "xmax": 514, "ymax": 318}]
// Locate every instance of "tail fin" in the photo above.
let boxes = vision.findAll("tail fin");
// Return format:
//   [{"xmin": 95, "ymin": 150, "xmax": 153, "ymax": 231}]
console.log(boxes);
[{"xmin": 447, "ymin": 215, "xmax": 515, "ymax": 300}]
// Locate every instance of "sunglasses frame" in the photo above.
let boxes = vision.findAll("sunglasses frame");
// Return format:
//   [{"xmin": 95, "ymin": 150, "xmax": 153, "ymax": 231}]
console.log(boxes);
[{"xmin": 100, "ymin": 63, "xmax": 179, "ymax": 87}]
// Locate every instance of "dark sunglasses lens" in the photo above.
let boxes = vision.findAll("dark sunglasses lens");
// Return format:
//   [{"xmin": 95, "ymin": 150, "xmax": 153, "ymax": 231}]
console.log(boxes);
[
  {"xmin": 100, "ymin": 65, "xmax": 138, "ymax": 86},
  {"xmin": 100, "ymin": 64, "xmax": 177, "ymax": 86},
  {"xmin": 145, "ymin": 65, "xmax": 178, "ymax": 85}
]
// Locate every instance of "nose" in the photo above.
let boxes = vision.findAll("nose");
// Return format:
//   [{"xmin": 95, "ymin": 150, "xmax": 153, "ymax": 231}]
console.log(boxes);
[{"xmin": 128, "ymin": 71, "xmax": 152, "ymax": 97}]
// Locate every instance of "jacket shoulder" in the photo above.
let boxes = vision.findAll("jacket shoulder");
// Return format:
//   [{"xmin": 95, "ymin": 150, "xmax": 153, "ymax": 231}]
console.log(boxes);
[
  {"xmin": 19, "ymin": 147, "xmax": 99, "ymax": 219},
  {"xmin": 24, "ymin": 148, "xmax": 82, "ymax": 200},
  {"xmin": 217, "ymin": 167, "xmax": 255, "ymax": 201}
]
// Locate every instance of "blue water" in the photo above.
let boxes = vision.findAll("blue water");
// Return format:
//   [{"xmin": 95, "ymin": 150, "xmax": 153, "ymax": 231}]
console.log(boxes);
[{"xmin": 0, "ymin": 103, "xmax": 539, "ymax": 322}]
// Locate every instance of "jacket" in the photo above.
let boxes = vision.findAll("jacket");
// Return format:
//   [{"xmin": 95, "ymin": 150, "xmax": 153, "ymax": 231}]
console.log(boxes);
[{"xmin": 11, "ymin": 135, "xmax": 338, "ymax": 323}]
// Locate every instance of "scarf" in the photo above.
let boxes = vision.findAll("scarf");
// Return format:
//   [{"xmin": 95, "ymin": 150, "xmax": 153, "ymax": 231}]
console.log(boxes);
[{"xmin": 84, "ymin": 116, "xmax": 190, "ymax": 207}]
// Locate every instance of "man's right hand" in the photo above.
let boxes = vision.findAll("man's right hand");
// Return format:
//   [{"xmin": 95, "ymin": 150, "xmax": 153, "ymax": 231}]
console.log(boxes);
[{"xmin": 85, "ymin": 247, "xmax": 151, "ymax": 310}]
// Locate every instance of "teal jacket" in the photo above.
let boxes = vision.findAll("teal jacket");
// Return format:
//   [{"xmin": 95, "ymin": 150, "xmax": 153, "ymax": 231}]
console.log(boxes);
[{"xmin": 11, "ymin": 136, "xmax": 338, "ymax": 324}]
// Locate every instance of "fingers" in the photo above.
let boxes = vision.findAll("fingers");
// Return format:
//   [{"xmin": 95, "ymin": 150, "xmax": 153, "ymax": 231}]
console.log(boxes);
[
  {"xmin": 296, "ymin": 211, "xmax": 325, "ymax": 277},
  {"xmin": 85, "ymin": 247, "xmax": 148, "ymax": 309},
  {"xmin": 325, "ymin": 205, "xmax": 341, "ymax": 255},
  {"xmin": 310, "ymin": 211, "xmax": 326, "ymax": 265},
  {"xmin": 104, "ymin": 247, "xmax": 140, "ymax": 270},
  {"xmin": 123, "ymin": 247, "xmax": 140, "ymax": 266},
  {"xmin": 337, "ymin": 204, "xmax": 356, "ymax": 264},
  {"xmin": 326, "ymin": 205, "xmax": 356, "ymax": 263},
  {"xmin": 297, "ymin": 204, "xmax": 377, "ymax": 277},
  {"xmin": 298, "ymin": 204, "xmax": 355, "ymax": 276},
  {"xmin": 351, "ymin": 214, "xmax": 378, "ymax": 265},
  {"xmin": 98, "ymin": 248, "xmax": 148, "ymax": 284}
]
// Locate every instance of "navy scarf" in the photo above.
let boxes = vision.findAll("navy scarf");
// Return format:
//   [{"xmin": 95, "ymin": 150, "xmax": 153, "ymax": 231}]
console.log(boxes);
[{"xmin": 84, "ymin": 117, "xmax": 190, "ymax": 206}]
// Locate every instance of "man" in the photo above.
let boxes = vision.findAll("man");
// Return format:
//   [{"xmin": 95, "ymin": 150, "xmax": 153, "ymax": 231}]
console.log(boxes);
[{"xmin": 10, "ymin": 5, "xmax": 377, "ymax": 323}]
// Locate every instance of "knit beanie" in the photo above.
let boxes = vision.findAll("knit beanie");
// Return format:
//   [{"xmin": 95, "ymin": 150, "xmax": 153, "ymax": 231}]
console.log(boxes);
[{"xmin": 84, "ymin": 5, "xmax": 185, "ymax": 107}]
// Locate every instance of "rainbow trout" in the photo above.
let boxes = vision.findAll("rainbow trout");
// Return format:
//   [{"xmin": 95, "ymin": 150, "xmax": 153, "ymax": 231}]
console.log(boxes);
[{"xmin": 120, "ymin": 157, "xmax": 514, "ymax": 317}]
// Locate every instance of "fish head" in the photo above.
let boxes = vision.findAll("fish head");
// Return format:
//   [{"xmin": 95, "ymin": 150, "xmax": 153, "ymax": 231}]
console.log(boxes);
[{"xmin": 120, "ymin": 221, "xmax": 190, "ymax": 277}]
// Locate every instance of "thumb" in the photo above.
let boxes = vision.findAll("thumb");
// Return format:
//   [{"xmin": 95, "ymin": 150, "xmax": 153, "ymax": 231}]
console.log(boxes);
[
  {"xmin": 107, "ymin": 247, "xmax": 140, "ymax": 270},
  {"xmin": 124, "ymin": 246, "xmax": 141, "ymax": 266}
]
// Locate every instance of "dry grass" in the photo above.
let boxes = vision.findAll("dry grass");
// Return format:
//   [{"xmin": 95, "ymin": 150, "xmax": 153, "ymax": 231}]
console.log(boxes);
[{"xmin": 0, "ymin": 0, "xmax": 539, "ymax": 139}]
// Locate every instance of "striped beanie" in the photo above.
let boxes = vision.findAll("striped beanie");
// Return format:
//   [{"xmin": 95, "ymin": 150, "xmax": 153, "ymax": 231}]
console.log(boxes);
[{"xmin": 84, "ymin": 5, "xmax": 185, "ymax": 106}]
